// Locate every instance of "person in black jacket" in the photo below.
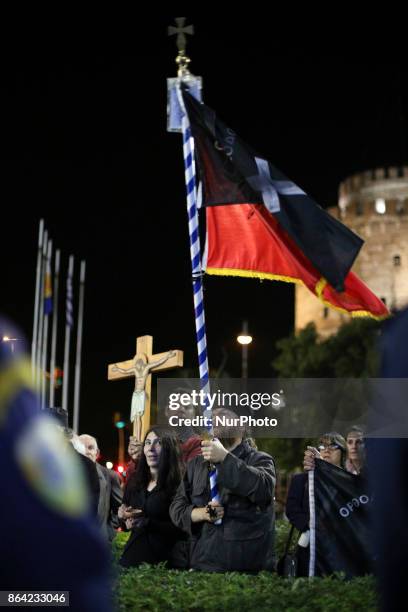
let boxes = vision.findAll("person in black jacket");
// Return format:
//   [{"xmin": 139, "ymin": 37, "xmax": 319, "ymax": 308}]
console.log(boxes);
[
  {"xmin": 286, "ymin": 431, "xmax": 346, "ymax": 576},
  {"xmin": 79, "ymin": 434, "xmax": 123, "ymax": 541},
  {"xmin": 169, "ymin": 408, "xmax": 276, "ymax": 572},
  {"xmin": 119, "ymin": 427, "xmax": 184, "ymax": 568},
  {"xmin": 65, "ymin": 429, "xmax": 100, "ymax": 517}
]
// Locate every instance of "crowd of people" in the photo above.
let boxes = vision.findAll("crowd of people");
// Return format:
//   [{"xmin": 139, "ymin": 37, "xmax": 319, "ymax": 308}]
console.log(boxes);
[
  {"xmin": 100, "ymin": 408, "xmax": 277, "ymax": 573},
  {"xmin": 49, "ymin": 395, "xmax": 367, "ymax": 577},
  {"xmin": 71, "ymin": 407, "xmax": 365, "ymax": 576}
]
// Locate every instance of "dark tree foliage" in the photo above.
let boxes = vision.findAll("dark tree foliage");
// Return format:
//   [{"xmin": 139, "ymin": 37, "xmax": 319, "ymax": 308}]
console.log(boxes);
[
  {"xmin": 272, "ymin": 319, "xmax": 381, "ymax": 378},
  {"xmin": 258, "ymin": 318, "xmax": 382, "ymax": 471}
]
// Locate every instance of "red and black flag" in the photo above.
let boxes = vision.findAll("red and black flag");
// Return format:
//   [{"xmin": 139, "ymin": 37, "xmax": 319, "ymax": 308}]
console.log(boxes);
[
  {"xmin": 205, "ymin": 204, "xmax": 388, "ymax": 319},
  {"xmin": 183, "ymin": 91, "xmax": 388, "ymax": 318}
]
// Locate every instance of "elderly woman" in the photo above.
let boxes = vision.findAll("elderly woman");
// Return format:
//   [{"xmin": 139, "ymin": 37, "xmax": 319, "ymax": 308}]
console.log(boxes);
[
  {"xmin": 285, "ymin": 432, "xmax": 347, "ymax": 576},
  {"xmin": 118, "ymin": 427, "xmax": 184, "ymax": 568},
  {"xmin": 345, "ymin": 426, "xmax": 365, "ymax": 475}
]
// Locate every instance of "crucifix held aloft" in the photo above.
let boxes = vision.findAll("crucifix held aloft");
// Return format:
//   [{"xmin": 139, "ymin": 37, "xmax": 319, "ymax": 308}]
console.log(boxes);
[{"xmin": 107, "ymin": 335, "xmax": 183, "ymax": 441}]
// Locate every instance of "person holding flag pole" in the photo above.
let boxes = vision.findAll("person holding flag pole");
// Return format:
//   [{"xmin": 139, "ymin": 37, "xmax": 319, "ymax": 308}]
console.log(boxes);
[
  {"xmin": 167, "ymin": 19, "xmax": 222, "ymax": 520},
  {"xmin": 62, "ymin": 255, "xmax": 74, "ymax": 417},
  {"xmin": 167, "ymin": 24, "xmax": 276, "ymax": 572}
]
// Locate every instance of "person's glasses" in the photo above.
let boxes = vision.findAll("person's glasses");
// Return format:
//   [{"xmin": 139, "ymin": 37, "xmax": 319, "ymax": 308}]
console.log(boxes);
[
  {"xmin": 347, "ymin": 438, "xmax": 364, "ymax": 445},
  {"xmin": 318, "ymin": 443, "xmax": 341, "ymax": 451}
]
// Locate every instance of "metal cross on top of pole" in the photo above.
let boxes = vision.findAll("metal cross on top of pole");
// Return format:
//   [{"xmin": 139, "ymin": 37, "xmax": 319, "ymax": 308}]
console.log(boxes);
[
  {"xmin": 168, "ymin": 17, "xmax": 194, "ymax": 77},
  {"xmin": 167, "ymin": 18, "xmax": 221, "ymax": 521}
]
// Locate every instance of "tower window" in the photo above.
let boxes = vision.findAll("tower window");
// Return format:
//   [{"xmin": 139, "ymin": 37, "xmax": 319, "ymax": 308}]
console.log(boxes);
[
  {"xmin": 396, "ymin": 201, "xmax": 405, "ymax": 215},
  {"xmin": 323, "ymin": 307, "xmax": 329, "ymax": 319},
  {"xmin": 393, "ymin": 255, "xmax": 401, "ymax": 266},
  {"xmin": 375, "ymin": 198, "xmax": 386, "ymax": 214}
]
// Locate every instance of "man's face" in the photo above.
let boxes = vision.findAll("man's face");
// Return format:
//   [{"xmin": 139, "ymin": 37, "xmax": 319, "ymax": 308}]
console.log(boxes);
[
  {"xmin": 79, "ymin": 435, "xmax": 99, "ymax": 463},
  {"xmin": 212, "ymin": 427, "xmax": 242, "ymax": 451}
]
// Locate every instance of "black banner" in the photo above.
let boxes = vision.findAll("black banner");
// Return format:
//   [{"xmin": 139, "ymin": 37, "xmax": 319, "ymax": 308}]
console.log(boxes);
[{"xmin": 310, "ymin": 460, "xmax": 373, "ymax": 577}]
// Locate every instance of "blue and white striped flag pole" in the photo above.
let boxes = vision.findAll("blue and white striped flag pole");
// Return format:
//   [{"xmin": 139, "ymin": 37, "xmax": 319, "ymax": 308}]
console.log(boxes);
[{"xmin": 177, "ymin": 84, "xmax": 221, "ymax": 518}]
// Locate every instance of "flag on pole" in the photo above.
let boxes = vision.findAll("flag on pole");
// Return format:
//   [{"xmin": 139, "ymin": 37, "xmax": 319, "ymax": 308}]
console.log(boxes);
[
  {"xmin": 44, "ymin": 255, "xmax": 53, "ymax": 316},
  {"xmin": 66, "ymin": 267, "xmax": 74, "ymax": 329},
  {"xmin": 205, "ymin": 203, "xmax": 388, "ymax": 319},
  {"xmin": 182, "ymin": 90, "xmax": 364, "ymax": 293}
]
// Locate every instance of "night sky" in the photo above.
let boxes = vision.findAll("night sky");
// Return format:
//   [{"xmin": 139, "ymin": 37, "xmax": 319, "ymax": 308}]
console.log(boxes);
[{"xmin": 1, "ymin": 18, "xmax": 406, "ymax": 461}]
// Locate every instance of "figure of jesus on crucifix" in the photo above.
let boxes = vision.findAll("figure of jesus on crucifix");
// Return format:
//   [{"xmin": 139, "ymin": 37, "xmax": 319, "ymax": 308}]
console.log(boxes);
[
  {"xmin": 108, "ymin": 336, "xmax": 183, "ymax": 442},
  {"xmin": 112, "ymin": 351, "xmax": 175, "ymax": 435}
]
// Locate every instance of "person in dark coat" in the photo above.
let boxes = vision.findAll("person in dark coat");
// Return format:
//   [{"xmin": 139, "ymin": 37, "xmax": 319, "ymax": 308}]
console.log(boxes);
[
  {"xmin": 369, "ymin": 307, "xmax": 408, "ymax": 612},
  {"xmin": 119, "ymin": 427, "xmax": 184, "ymax": 568},
  {"xmin": 79, "ymin": 434, "xmax": 123, "ymax": 541},
  {"xmin": 285, "ymin": 472, "xmax": 309, "ymax": 575},
  {"xmin": 64, "ymin": 429, "xmax": 100, "ymax": 517},
  {"xmin": 169, "ymin": 408, "xmax": 276, "ymax": 572},
  {"xmin": 77, "ymin": 453, "xmax": 100, "ymax": 516},
  {"xmin": 288, "ymin": 431, "xmax": 347, "ymax": 576}
]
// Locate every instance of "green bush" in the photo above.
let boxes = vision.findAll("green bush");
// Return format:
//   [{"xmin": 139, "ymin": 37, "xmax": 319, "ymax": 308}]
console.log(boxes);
[
  {"xmin": 112, "ymin": 522, "xmax": 378, "ymax": 611},
  {"xmin": 114, "ymin": 566, "xmax": 377, "ymax": 612}
]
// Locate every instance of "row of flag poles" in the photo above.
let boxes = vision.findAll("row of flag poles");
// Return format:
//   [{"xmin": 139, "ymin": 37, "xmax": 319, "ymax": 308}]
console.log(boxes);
[{"xmin": 31, "ymin": 219, "xmax": 86, "ymax": 431}]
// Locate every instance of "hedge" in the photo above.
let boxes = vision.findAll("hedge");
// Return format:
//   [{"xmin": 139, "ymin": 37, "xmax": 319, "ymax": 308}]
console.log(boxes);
[{"xmin": 112, "ymin": 522, "xmax": 378, "ymax": 611}]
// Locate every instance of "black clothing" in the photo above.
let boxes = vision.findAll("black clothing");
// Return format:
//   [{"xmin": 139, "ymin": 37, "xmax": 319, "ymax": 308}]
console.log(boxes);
[
  {"xmin": 285, "ymin": 472, "xmax": 309, "ymax": 532},
  {"xmin": 371, "ymin": 307, "xmax": 408, "ymax": 611},
  {"xmin": 96, "ymin": 464, "xmax": 123, "ymax": 541},
  {"xmin": 120, "ymin": 484, "xmax": 183, "ymax": 568},
  {"xmin": 76, "ymin": 452, "xmax": 100, "ymax": 517},
  {"xmin": 285, "ymin": 472, "xmax": 309, "ymax": 577},
  {"xmin": 169, "ymin": 440, "xmax": 276, "ymax": 572}
]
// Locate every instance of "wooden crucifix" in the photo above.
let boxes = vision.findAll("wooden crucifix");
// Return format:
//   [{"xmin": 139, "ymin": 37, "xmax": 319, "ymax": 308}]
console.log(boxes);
[{"xmin": 107, "ymin": 335, "xmax": 183, "ymax": 442}]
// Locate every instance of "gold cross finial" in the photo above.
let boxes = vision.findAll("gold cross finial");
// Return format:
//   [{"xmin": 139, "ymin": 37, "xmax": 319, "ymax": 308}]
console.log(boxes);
[{"xmin": 168, "ymin": 17, "xmax": 194, "ymax": 78}]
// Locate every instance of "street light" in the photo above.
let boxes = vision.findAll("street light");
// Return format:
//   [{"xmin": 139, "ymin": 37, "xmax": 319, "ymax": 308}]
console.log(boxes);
[
  {"xmin": 113, "ymin": 411, "xmax": 126, "ymax": 467},
  {"xmin": 237, "ymin": 320, "xmax": 252, "ymax": 378},
  {"xmin": 2, "ymin": 335, "xmax": 18, "ymax": 354}
]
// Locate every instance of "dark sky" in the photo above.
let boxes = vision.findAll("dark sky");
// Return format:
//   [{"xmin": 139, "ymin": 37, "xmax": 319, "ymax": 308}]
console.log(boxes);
[{"xmin": 1, "ymin": 18, "xmax": 406, "ymax": 460}]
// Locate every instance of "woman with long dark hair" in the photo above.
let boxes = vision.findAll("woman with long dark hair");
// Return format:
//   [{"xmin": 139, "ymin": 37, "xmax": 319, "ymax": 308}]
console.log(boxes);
[{"xmin": 118, "ymin": 427, "xmax": 184, "ymax": 568}]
